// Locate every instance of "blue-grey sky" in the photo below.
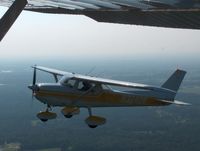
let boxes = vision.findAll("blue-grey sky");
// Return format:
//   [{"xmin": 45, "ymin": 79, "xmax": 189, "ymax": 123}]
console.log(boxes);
[{"xmin": 0, "ymin": 6, "xmax": 200, "ymax": 61}]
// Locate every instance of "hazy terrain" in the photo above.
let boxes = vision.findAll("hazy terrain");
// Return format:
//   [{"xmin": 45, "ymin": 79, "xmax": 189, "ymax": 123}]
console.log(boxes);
[{"xmin": 0, "ymin": 58, "xmax": 199, "ymax": 151}]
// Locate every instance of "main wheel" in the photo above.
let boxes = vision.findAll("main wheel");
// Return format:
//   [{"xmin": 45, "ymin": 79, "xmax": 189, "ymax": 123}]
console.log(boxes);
[
  {"xmin": 40, "ymin": 119, "xmax": 48, "ymax": 122},
  {"xmin": 88, "ymin": 125, "xmax": 97, "ymax": 128},
  {"xmin": 64, "ymin": 114, "xmax": 73, "ymax": 118}
]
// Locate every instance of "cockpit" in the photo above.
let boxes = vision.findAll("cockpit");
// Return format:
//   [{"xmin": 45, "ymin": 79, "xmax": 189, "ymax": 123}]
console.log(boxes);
[{"xmin": 59, "ymin": 76, "xmax": 102, "ymax": 93}]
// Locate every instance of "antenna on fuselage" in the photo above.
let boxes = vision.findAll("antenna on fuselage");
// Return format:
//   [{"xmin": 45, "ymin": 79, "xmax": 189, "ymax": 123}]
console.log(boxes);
[{"xmin": 85, "ymin": 66, "xmax": 96, "ymax": 76}]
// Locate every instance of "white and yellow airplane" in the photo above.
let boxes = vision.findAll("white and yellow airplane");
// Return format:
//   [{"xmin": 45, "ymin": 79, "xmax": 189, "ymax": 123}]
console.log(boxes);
[{"xmin": 28, "ymin": 65, "xmax": 189, "ymax": 128}]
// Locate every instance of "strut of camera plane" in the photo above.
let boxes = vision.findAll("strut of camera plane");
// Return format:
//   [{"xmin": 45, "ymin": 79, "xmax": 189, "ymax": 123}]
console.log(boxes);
[
  {"xmin": 0, "ymin": 0, "xmax": 200, "ymax": 41},
  {"xmin": 28, "ymin": 65, "xmax": 189, "ymax": 128}
]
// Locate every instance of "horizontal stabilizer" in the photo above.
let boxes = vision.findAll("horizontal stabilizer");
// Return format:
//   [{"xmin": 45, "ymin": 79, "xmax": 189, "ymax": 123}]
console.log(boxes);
[{"xmin": 160, "ymin": 99, "xmax": 191, "ymax": 105}]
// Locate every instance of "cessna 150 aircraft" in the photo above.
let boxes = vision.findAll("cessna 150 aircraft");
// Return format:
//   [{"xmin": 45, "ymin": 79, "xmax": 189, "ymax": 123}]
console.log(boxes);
[
  {"xmin": 0, "ymin": 0, "xmax": 200, "ymax": 41},
  {"xmin": 28, "ymin": 66, "xmax": 189, "ymax": 128}
]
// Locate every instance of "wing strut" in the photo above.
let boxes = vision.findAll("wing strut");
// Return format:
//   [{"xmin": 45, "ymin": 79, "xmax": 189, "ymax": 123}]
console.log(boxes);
[
  {"xmin": 53, "ymin": 74, "xmax": 59, "ymax": 83},
  {"xmin": 0, "ymin": 0, "xmax": 27, "ymax": 41}
]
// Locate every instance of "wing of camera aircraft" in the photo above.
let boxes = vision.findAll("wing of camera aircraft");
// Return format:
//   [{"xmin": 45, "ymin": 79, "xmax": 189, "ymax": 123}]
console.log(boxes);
[{"xmin": 0, "ymin": 0, "xmax": 200, "ymax": 41}]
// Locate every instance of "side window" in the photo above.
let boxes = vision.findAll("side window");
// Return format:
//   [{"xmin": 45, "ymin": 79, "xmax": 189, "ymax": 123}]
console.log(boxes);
[
  {"xmin": 78, "ymin": 81, "xmax": 84, "ymax": 90},
  {"xmin": 78, "ymin": 81, "xmax": 92, "ymax": 91},
  {"xmin": 64, "ymin": 79, "xmax": 76, "ymax": 88}
]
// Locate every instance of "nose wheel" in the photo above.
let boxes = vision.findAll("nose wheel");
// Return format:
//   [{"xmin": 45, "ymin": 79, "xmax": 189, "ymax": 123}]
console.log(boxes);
[{"xmin": 37, "ymin": 105, "xmax": 57, "ymax": 122}]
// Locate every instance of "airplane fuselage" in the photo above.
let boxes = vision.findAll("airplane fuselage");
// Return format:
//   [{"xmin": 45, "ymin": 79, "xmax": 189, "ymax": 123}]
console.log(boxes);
[{"xmin": 35, "ymin": 83, "xmax": 169, "ymax": 108}]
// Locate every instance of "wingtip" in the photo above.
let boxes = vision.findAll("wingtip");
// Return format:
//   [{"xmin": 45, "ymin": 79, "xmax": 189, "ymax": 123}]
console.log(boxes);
[
  {"xmin": 31, "ymin": 64, "xmax": 37, "ymax": 68},
  {"xmin": 176, "ymin": 69, "xmax": 187, "ymax": 74}
]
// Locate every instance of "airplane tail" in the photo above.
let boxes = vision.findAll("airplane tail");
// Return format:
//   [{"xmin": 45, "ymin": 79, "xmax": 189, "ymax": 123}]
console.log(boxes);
[{"xmin": 161, "ymin": 69, "xmax": 186, "ymax": 100}]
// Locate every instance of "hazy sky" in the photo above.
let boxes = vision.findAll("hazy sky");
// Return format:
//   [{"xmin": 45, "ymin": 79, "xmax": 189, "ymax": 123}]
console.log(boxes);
[{"xmin": 0, "ymin": 6, "xmax": 200, "ymax": 61}]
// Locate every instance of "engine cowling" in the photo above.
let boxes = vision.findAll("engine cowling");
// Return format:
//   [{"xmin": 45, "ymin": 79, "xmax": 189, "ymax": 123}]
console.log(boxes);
[
  {"xmin": 61, "ymin": 107, "xmax": 80, "ymax": 118},
  {"xmin": 85, "ymin": 116, "xmax": 106, "ymax": 128},
  {"xmin": 37, "ymin": 111, "xmax": 57, "ymax": 122}
]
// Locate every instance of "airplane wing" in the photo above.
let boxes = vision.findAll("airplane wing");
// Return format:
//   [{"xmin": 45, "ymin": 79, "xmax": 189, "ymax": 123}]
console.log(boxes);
[
  {"xmin": 72, "ymin": 74, "xmax": 175, "ymax": 93},
  {"xmin": 0, "ymin": 0, "xmax": 200, "ymax": 41},
  {"xmin": 32, "ymin": 65, "xmax": 174, "ymax": 92},
  {"xmin": 19, "ymin": 0, "xmax": 200, "ymax": 30},
  {"xmin": 32, "ymin": 65, "xmax": 73, "ymax": 76}
]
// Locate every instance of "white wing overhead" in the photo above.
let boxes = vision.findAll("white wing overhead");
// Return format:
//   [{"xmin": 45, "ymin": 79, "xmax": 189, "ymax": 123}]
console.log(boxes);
[
  {"xmin": 0, "ymin": 0, "xmax": 200, "ymax": 29},
  {"xmin": 0, "ymin": 0, "xmax": 200, "ymax": 41}
]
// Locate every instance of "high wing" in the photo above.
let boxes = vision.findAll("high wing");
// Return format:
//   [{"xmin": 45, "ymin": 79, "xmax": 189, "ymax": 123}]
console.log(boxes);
[
  {"xmin": 33, "ymin": 65, "xmax": 175, "ymax": 93},
  {"xmin": 0, "ymin": 0, "xmax": 200, "ymax": 41},
  {"xmin": 72, "ymin": 74, "xmax": 172, "ymax": 93},
  {"xmin": 33, "ymin": 65, "xmax": 71, "ymax": 76}
]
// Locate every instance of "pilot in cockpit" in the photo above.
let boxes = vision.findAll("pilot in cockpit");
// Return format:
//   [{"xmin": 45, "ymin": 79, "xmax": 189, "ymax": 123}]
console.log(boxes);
[{"xmin": 81, "ymin": 81, "xmax": 92, "ymax": 91}]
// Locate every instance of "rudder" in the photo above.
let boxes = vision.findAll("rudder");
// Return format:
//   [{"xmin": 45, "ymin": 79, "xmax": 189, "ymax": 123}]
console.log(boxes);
[{"xmin": 161, "ymin": 69, "xmax": 186, "ymax": 92}]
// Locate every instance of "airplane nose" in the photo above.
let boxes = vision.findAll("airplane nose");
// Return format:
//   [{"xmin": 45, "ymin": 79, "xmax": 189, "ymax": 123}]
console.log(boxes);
[{"xmin": 28, "ymin": 84, "xmax": 39, "ymax": 91}]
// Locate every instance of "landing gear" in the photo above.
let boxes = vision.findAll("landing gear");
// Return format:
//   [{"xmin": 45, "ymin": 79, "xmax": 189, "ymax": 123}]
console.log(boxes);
[
  {"xmin": 85, "ymin": 108, "xmax": 106, "ymax": 128},
  {"xmin": 37, "ymin": 105, "xmax": 57, "ymax": 122},
  {"xmin": 36, "ymin": 105, "xmax": 106, "ymax": 128},
  {"xmin": 61, "ymin": 107, "xmax": 80, "ymax": 118},
  {"xmin": 64, "ymin": 114, "xmax": 73, "ymax": 118},
  {"xmin": 40, "ymin": 118, "xmax": 48, "ymax": 122},
  {"xmin": 88, "ymin": 125, "xmax": 97, "ymax": 128}
]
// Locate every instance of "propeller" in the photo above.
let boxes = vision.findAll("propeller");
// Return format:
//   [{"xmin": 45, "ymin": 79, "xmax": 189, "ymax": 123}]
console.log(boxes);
[
  {"xmin": 33, "ymin": 66, "xmax": 36, "ymax": 86},
  {"xmin": 28, "ymin": 66, "xmax": 39, "ymax": 102}
]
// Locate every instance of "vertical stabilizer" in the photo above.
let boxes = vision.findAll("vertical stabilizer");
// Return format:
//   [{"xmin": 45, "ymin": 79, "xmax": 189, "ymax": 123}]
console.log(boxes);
[{"xmin": 161, "ymin": 69, "xmax": 186, "ymax": 92}]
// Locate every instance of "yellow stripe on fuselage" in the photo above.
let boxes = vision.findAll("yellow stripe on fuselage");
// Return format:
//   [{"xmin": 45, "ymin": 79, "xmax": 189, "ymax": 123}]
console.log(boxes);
[
  {"xmin": 36, "ymin": 90, "xmax": 124, "ymax": 104},
  {"xmin": 35, "ymin": 90, "xmax": 169, "ymax": 107}
]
